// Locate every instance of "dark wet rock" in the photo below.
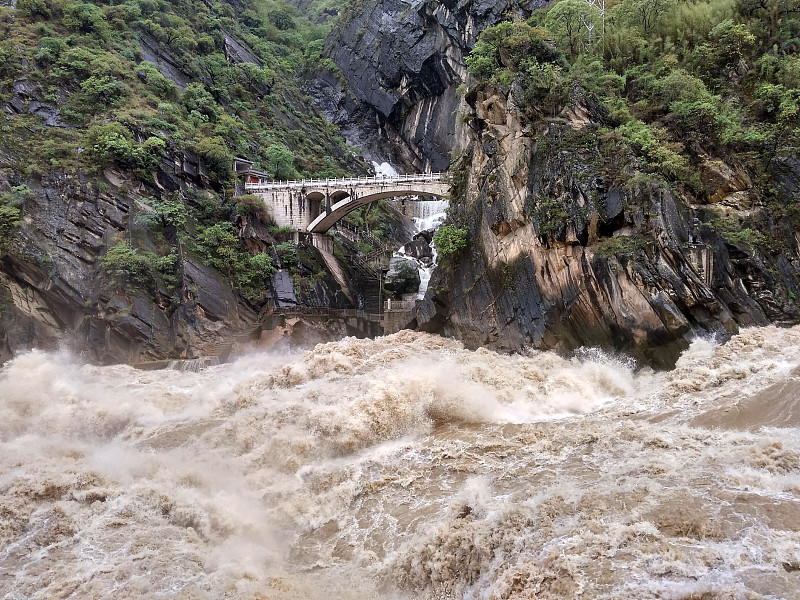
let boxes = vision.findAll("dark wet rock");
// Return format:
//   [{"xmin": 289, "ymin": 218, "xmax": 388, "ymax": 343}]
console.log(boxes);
[
  {"xmin": 384, "ymin": 257, "xmax": 421, "ymax": 297},
  {"xmin": 316, "ymin": 0, "xmax": 550, "ymax": 171},
  {"xmin": 273, "ymin": 270, "xmax": 298, "ymax": 306},
  {"xmin": 403, "ymin": 235, "xmax": 432, "ymax": 260}
]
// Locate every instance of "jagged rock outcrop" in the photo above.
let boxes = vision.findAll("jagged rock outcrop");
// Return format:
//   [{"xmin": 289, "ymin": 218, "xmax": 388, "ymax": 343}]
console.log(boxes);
[
  {"xmin": 384, "ymin": 256, "xmax": 421, "ymax": 297},
  {"xmin": 0, "ymin": 162, "xmax": 350, "ymax": 365},
  {"xmin": 408, "ymin": 87, "xmax": 800, "ymax": 367},
  {"xmin": 312, "ymin": 0, "xmax": 549, "ymax": 171}
]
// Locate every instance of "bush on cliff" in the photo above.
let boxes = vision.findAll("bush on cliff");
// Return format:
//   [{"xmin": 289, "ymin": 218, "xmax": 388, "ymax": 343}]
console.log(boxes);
[
  {"xmin": 464, "ymin": 0, "xmax": 800, "ymax": 190},
  {"xmin": 101, "ymin": 242, "xmax": 156, "ymax": 288},
  {"xmin": 194, "ymin": 222, "xmax": 275, "ymax": 299},
  {"xmin": 433, "ymin": 225, "xmax": 468, "ymax": 258}
]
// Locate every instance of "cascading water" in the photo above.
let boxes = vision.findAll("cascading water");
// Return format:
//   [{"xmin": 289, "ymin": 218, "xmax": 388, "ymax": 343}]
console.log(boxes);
[
  {"xmin": 370, "ymin": 158, "xmax": 447, "ymax": 301},
  {"xmin": 2, "ymin": 326, "xmax": 800, "ymax": 599},
  {"xmin": 394, "ymin": 199, "xmax": 448, "ymax": 300}
]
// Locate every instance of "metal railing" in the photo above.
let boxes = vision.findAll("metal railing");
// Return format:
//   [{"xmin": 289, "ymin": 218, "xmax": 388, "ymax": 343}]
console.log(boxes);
[
  {"xmin": 384, "ymin": 299, "xmax": 417, "ymax": 312},
  {"xmin": 245, "ymin": 172, "xmax": 449, "ymax": 191},
  {"xmin": 271, "ymin": 305, "xmax": 383, "ymax": 323}
]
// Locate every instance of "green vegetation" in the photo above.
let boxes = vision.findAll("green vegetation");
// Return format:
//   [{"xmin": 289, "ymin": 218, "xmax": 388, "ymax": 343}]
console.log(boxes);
[
  {"xmin": 0, "ymin": 186, "xmax": 33, "ymax": 253},
  {"xmin": 232, "ymin": 194, "xmax": 271, "ymax": 222},
  {"xmin": 101, "ymin": 242, "xmax": 157, "ymax": 288},
  {"xmin": 535, "ymin": 196, "xmax": 570, "ymax": 236},
  {"xmin": 464, "ymin": 0, "xmax": 800, "ymax": 192},
  {"xmin": 1, "ymin": 0, "xmax": 356, "ymax": 181},
  {"xmin": 0, "ymin": 0, "xmax": 369, "ymax": 307},
  {"xmin": 136, "ymin": 196, "xmax": 188, "ymax": 234},
  {"xmin": 596, "ymin": 234, "xmax": 651, "ymax": 257},
  {"xmin": 462, "ymin": 0, "xmax": 800, "ymax": 254},
  {"xmin": 101, "ymin": 241, "xmax": 180, "ymax": 291},
  {"xmin": 433, "ymin": 224, "xmax": 469, "ymax": 257},
  {"xmin": 709, "ymin": 215, "xmax": 767, "ymax": 249},
  {"xmin": 274, "ymin": 240, "xmax": 299, "ymax": 267},
  {"xmin": 0, "ymin": 203, "xmax": 22, "ymax": 253},
  {"xmin": 194, "ymin": 222, "xmax": 275, "ymax": 299}
]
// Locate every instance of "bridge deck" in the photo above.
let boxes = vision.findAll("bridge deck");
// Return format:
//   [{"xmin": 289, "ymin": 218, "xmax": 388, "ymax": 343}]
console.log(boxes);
[{"xmin": 244, "ymin": 172, "xmax": 447, "ymax": 191}]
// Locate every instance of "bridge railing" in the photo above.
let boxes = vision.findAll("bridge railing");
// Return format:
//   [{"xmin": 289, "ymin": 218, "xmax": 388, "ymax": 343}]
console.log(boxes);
[
  {"xmin": 384, "ymin": 299, "xmax": 417, "ymax": 312},
  {"xmin": 244, "ymin": 172, "xmax": 449, "ymax": 192},
  {"xmin": 270, "ymin": 305, "xmax": 384, "ymax": 323}
]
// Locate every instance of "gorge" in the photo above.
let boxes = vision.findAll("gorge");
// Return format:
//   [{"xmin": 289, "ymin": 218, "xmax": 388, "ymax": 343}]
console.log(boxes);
[{"xmin": 2, "ymin": 1, "xmax": 800, "ymax": 598}]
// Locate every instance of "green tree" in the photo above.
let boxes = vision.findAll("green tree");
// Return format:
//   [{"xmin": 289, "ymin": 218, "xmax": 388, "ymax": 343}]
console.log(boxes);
[
  {"xmin": 180, "ymin": 82, "xmax": 220, "ymax": 121},
  {"xmin": 17, "ymin": 0, "xmax": 51, "ymax": 19},
  {"xmin": 195, "ymin": 222, "xmax": 240, "ymax": 274},
  {"xmin": 545, "ymin": 0, "xmax": 601, "ymax": 56},
  {"xmin": 136, "ymin": 196, "xmax": 188, "ymax": 233},
  {"xmin": 269, "ymin": 9, "xmax": 296, "ymax": 31},
  {"xmin": 265, "ymin": 143, "xmax": 296, "ymax": 180},
  {"xmin": 63, "ymin": 2, "xmax": 109, "ymax": 38},
  {"xmin": 195, "ymin": 136, "xmax": 232, "ymax": 180},
  {"xmin": 79, "ymin": 76, "xmax": 130, "ymax": 110}
]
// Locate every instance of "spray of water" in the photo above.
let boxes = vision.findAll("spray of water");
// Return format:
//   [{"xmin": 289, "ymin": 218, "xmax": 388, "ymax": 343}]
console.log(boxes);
[{"xmin": 1, "ymin": 327, "xmax": 799, "ymax": 599}]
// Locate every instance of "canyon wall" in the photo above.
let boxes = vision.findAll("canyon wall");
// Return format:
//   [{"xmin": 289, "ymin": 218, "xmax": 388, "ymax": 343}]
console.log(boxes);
[
  {"xmin": 313, "ymin": 0, "xmax": 549, "ymax": 172},
  {"xmin": 408, "ymin": 86, "xmax": 800, "ymax": 367}
]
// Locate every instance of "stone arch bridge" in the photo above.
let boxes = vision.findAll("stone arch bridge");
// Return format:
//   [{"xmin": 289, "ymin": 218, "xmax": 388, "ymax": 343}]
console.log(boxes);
[{"xmin": 244, "ymin": 173, "xmax": 449, "ymax": 233}]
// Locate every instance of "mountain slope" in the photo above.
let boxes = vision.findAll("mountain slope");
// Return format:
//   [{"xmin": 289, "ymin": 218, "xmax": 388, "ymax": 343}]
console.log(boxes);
[{"xmin": 0, "ymin": 0, "xmax": 368, "ymax": 362}]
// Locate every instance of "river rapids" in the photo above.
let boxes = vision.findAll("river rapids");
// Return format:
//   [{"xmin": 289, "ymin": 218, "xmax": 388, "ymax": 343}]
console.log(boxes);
[{"xmin": 1, "ymin": 327, "xmax": 800, "ymax": 599}]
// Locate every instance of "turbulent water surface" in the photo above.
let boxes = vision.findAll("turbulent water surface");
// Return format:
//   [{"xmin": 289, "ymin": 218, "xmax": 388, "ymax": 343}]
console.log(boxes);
[{"xmin": 1, "ymin": 327, "xmax": 800, "ymax": 599}]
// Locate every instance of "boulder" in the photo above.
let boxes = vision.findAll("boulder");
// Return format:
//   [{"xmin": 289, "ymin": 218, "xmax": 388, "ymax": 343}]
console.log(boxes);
[{"xmin": 384, "ymin": 257, "xmax": 421, "ymax": 297}]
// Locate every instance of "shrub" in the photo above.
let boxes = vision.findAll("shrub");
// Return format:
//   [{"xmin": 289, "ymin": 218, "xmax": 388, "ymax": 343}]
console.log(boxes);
[
  {"xmin": 101, "ymin": 242, "xmax": 155, "ymax": 287},
  {"xmin": 232, "ymin": 195, "xmax": 271, "ymax": 222},
  {"xmin": 709, "ymin": 216, "xmax": 767, "ymax": 249},
  {"xmin": 239, "ymin": 253, "xmax": 275, "ymax": 299},
  {"xmin": 138, "ymin": 63, "xmax": 178, "ymax": 100},
  {"xmin": 82, "ymin": 123, "xmax": 165, "ymax": 175},
  {"xmin": 195, "ymin": 136, "xmax": 232, "ymax": 180},
  {"xmin": 595, "ymin": 235, "xmax": 651, "ymax": 258},
  {"xmin": 79, "ymin": 75, "xmax": 130, "ymax": 110},
  {"xmin": 0, "ymin": 205, "xmax": 21, "ymax": 252},
  {"xmin": 195, "ymin": 222, "xmax": 274, "ymax": 299},
  {"xmin": 154, "ymin": 249, "xmax": 179, "ymax": 290},
  {"xmin": 180, "ymin": 82, "xmax": 220, "ymax": 121},
  {"xmin": 136, "ymin": 196, "xmax": 187, "ymax": 232},
  {"xmin": 195, "ymin": 222, "xmax": 240, "ymax": 274},
  {"xmin": 264, "ymin": 143, "xmax": 297, "ymax": 180},
  {"xmin": 274, "ymin": 241, "xmax": 298, "ymax": 267},
  {"xmin": 17, "ymin": 0, "xmax": 51, "ymax": 19},
  {"xmin": 433, "ymin": 224, "xmax": 468, "ymax": 257},
  {"xmin": 62, "ymin": 2, "xmax": 109, "ymax": 38}
]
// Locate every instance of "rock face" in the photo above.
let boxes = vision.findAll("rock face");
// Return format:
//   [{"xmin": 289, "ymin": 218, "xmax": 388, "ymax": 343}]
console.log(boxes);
[
  {"xmin": 403, "ymin": 232, "xmax": 433, "ymax": 261},
  {"xmin": 0, "ymin": 162, "xmax": 350, "ymax": 365},
  {"xmin": 314, "ymin": 0, "xmax": 549, "ymax": 171},
  {"xmin": 408, "ymin": 87, "xmax": 800, "ymax": 368},
  {"xmin": 384, "ymin": 257, "xmax": 421, "ymax": 297}
]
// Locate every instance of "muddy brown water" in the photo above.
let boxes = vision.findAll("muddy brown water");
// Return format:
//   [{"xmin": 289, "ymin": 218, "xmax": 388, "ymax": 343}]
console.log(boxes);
[{"xmin": 1, "ymin": 327, "xmax": 799, "ymax": 599}]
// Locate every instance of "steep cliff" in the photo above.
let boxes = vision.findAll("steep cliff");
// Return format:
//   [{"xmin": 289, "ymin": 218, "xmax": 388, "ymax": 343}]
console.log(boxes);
[
  {"xmin": 0, "ymin": 161, "xmax": 357, "ymax": 364},
  {"xmin": 409, "ymin": 84, "xmax": 800, "ymax": 367},
  {"xmin": 314, "ymin": 0, "xmax": 549, "ymax": 171},
  {"xmin": 0, "ymin": 0, "xmax": 366, "ymax": 364}
]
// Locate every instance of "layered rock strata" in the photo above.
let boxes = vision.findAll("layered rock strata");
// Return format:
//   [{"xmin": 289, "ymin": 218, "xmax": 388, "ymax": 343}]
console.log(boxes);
[
  {"xmin": 409, "ymin": 88, "xmax": 800, "ymax": 367},
  {"xmin": 314, "ymin": 0, "xmax": 549, "ymax": 171}
]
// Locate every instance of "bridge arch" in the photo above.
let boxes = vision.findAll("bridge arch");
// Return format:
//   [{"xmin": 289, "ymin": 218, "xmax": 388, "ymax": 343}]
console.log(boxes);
[
  {"xmin": 244, "ymin": 172, "xmax": 449, "ymax": 231},
  {"xmin": 307, "ymin": 188, "xmax": 448, "ymax": 233}
]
